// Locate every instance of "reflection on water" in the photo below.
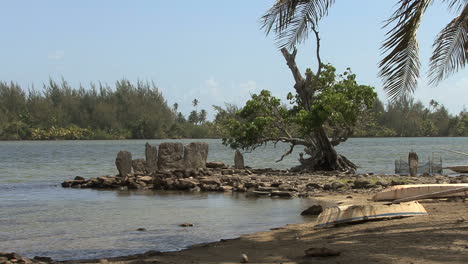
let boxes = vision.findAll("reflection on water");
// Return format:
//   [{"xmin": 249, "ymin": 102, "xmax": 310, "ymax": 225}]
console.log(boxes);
[{"xmin": 1, "ymin": 138, "xmax": 467, "ymax": 260}]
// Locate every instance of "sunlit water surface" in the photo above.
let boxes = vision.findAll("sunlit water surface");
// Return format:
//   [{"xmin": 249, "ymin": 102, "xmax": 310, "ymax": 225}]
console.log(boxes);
[{"xmin": 1, "ymin": 138, "xmax": 467, "ymax": 260}]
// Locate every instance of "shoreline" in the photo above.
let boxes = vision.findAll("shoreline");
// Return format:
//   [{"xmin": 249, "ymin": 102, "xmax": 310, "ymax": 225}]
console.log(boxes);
[
  {"xmin": 53, "ymin": 194, "xmax": 467, "ymax": 264},
  {"xmin": 4, "ymin": 193, "xmax": 467, "ymax": 264}
]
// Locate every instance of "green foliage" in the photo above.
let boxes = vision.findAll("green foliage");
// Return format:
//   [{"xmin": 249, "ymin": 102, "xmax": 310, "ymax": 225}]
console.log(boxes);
[
  {"xmin": 221, "ymin": 65, "xmax": 377, "ymax": 151},
  {"xmin": 0, "ymin": 79, "xmax": 188, "ymax": 140}
]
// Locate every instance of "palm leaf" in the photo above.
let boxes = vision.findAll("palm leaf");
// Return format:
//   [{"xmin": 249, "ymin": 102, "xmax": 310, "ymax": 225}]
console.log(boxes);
[
  {"xmin": 442, "ymin": 0, "xmax": 467, "ymax": 12},
  {"xmin": 379, "ymin": 0, "xmax": 431, "ymax": 101},
  {"xmin": 428, "ymin": 3, "xmax": 468, "ymax": 85},
  {"xmin": 260, "ymin": 0, "xmax": 334, "ymax": 50}
]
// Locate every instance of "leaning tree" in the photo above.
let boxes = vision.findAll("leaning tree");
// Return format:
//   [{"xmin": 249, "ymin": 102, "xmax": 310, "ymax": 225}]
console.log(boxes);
[
  {"xmin": 222, "ymin": 64, "xmax": 376, "ymax": 172},
  {"xmin": 221, "ymin": 1, "xmax": 379, "ymax": 172}
]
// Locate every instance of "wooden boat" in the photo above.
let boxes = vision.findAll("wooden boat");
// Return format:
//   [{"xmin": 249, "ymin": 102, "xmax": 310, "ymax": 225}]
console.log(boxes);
[
  {"xmin": 315, "ymin": 201, "xmax": 427, "ymax": 228},
  {"xmin": 373, "ymin": 184, "xmax": 468, "ymax": 201},
  {"xmin": 446, "ymin": 165, "xmax": 468, "ymax": 173}
]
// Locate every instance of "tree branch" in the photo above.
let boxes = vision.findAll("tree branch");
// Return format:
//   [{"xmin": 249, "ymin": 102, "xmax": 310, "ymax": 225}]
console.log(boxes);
[
  {"xmin": 311, "ymin": 23, "xmax": 323, "ymax": 85},
  {"xmin": 276, "ymin": 143, "xmax": 296, "ymax": 162}
]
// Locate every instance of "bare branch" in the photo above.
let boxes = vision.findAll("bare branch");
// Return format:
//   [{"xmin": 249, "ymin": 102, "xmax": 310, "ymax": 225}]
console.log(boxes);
[{"xmin": 276, "ymin": 143, "xmax": 296, "ymax": 162}]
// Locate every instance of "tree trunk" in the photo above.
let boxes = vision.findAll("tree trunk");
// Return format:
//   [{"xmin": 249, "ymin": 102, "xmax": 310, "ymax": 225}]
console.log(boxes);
[
  {"xmin": 296, "ymin": 128, "xmax": 357, "ymax": 173},
  {"xmin": 280, "ymin": 48, "xmax": 356, "ymax": 173}
]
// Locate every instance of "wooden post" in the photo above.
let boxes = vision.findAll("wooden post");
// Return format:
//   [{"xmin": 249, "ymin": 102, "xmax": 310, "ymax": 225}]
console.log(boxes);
[{"xmin": 408, "ymin": 152, "xmax": 419, "ymax": 177}]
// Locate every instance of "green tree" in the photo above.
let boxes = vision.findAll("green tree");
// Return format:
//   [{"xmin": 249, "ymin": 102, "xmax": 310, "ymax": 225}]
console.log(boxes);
[
  {"xmin": 222, "ymin": 65, "xmax": 376, "ymax": 172},
  {"xmin": 188, "ymin": 110, "xmax": 199, "ymax": 124},
  {"xmin": 261, "ymin": 0, "xmax": 467, "ymax": 100},
  {"xmin": 198, "ymin": 109, "xmax": 207, "ymax": 124}
]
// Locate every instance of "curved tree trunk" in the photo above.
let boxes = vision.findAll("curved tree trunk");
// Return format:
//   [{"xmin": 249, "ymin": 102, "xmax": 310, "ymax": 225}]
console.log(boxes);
[
  {"xmin": 296, "ymin": 127, "xmax": 357, "ymax": 172},
  {"xmin": 281, "ymin": 47, "xmax": 356, "ymax": 172}
]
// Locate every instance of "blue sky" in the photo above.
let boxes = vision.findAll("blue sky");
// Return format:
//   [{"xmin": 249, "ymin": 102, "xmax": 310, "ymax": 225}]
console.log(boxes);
[{"xmin": 1, "ymin": 0, "xmax": 466, "ymax": 118}]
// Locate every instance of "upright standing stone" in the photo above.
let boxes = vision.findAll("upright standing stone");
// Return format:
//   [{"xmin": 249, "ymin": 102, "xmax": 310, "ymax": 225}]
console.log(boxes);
[
  {"xmin": 132, "ymin": 158, "xmax": 146, "ymax": 175},
  {"xmin": 115, "ymin": 151, "xmax": 132, "ymax": 177},
  {"xmin": 408, "ymin": 152, "xmax": 419, "ymax": 177},
  {"xmin": 145, "ymin": 143, "xmax": 158, "ymax": 174},
  {"xmin": 234, "ymin": 150, "xmax": 245, "ymax": 169},
  {"xmin": 184, "ymin": 142, "xmax": 209, "ymax": 170},
  {"xmin": 157, "ymin": 142, "xmax": 184, "ymax": 171}
]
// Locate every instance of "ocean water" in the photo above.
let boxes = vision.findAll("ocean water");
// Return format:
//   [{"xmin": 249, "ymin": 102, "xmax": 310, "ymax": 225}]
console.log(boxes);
[{"xmin": 1, "ymin": 138, "xmax": 467, "ymax": 260}]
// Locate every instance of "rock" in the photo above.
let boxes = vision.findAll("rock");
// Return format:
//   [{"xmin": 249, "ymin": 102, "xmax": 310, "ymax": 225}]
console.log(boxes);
[
  {"xmin": 306, "ymin": 183, "xmax": 322, "ymax": 189},
  {"xmin": 252, "ymin": 191, "xmax": 271, "ymax": 196},
  {"xmin": 176, "ymin": 179, "xmax": 198, "ymax": 190},
  {"xmin": 115, "ymin": 151, "xmax": 132, "ymax": 176},
  {"xmin": 409, "ymin": 151, "xmax": 419, "ymax": 177},
  {"xmin": 137, "ymin": 176, "xmax": 153, "ymax": 183},
  {"xmin": 240, "ymin": 253, "xmax": 249, "ymax": 263},
  {"xmin": 158, "ymin": 142, "xmax": 185, "ymax": 171},
  {"xmin": 0, "ymin": 257, "xmax": 8, "ymax": 263},
  {"xmin": 234, "ymin": 150, "xmax": 245, "ymax": 169},
  {"xmin": 4, "ymin": 253, "xmax": 22, "ymax": 260},
  {"xmin": 199, "ymin": 178, "xmax": 221, "ymax": 186},
  {"xmin": 184, "ymin": 142, "xmax": 209, "ymax": 170},
  {"xmin": 33, "ymin": 256, "xmax": 52, "ymax": 262},
  {"xmin": 353, "ymin": 179, "xmax": 371, "ymax": 189},
  {"xmin": 136, "ymin": 228, "xmax": 147, "ymax": 231},
  {"xmin": 17, "ymin": 258, "xmax": 32, "ymax": 264},
  {"xmin": 179, "ymin": 223, "xmax": 193, "ymax": 227},
  {"xmin": 132, "ymin": 159, "xmax": 146, "ymax": 174},
  {"xmin": 331, "ymin": 182, "xmax": 345, "ymax": 190},
  {"xmin": 301, "ymin": 205, "xmax": 323, "ymax": 216},
  {"xmin": 271, "ymin": 191, "xmax": 294, "ymax": 198},
  {"xmin": 305, "ymin": 247, "xmax": 341, "ymax": 257},
  {"xmin": 206, "ymin": 161, "xmax": 225, "ymax": 168},
  {"xmin": 74, "ymin": 176, "xmax": 86, "ymax": 181},
  {"xmin": 145, "ymin": 143, "xmax": 158, "ymax": 174}
]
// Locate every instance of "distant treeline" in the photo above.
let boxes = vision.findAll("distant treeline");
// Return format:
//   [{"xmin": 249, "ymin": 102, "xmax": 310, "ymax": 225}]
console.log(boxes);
[
  {"xmin": 354, "ymin": 97, "xmax": 468, "ymax": 137},
  {"xmin": 1, "ymin": 80, "xmax": 467, "ymax": 140},
  {"xmin": 0, "ymin": 80, "xmax": 219, "ymax": 140}
]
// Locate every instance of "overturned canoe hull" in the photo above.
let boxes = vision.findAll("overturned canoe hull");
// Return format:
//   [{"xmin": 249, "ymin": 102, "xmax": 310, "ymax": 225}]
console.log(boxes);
[
  {"xmin": 315, "ymin": 201, "xmax": 427, "ymax": 228},
  {"xmin": 373, "ymin": 184, "xmax": 468, "ymax": 201},
  {"xmin": 446, "ymin": 166, "xmax": 468, "ymax": 173}
]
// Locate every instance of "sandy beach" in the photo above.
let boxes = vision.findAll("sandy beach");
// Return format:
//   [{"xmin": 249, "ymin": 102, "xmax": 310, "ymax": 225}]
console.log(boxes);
[{"xmin": 55, "ymin": 194, "xmax": 467, "ymax": 264}]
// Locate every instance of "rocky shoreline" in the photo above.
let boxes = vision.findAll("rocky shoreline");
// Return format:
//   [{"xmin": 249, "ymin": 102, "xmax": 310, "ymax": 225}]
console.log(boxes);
[
  {"xmin": 62, "ymin": 165, "xmax": 468, "ymax": 198},
  {"xmin": 61, "ymin": 141, "xmax": 468, "ymax": 198}
]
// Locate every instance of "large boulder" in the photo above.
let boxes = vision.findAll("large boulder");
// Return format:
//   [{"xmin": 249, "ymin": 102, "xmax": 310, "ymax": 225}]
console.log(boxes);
[
  {"xmin": 234, "ymin": 150, "xmax": 245, "ymax": 169},
  {"xmin": 145, "ymin": 143, "xmax": 158, "ymax": 173},
  {"xmin": 158, "ymin": 142, "xmax": 185, "ymax": 171},
  {"xmin": 184, "ymin": 142, "xmax": 209, "ymax": 170},
  {"xmin": 115, "ymin": 151, "xmax": 132, "ymax": 176}
]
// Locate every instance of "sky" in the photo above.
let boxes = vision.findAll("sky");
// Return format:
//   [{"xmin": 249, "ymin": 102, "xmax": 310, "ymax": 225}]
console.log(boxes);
[{"xmin": 1, "ymin": 0, "xmax": 467, "ymax": 118}]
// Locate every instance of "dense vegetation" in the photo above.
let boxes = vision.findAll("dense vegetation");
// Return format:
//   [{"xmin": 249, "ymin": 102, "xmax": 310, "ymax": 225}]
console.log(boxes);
[
  {"xmin": 0, "ymin": 80, "xmax": 218, "ymax": 140},
  {"xmin": 1, "ymin": 79, "xmax": 468, "ymax": 141}
]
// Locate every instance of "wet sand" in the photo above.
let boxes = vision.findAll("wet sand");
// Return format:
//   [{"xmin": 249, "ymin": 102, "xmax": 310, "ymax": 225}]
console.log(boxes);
[{"xmin": 60, "ymin": 194, "xmax": 468, "ymax": 264}]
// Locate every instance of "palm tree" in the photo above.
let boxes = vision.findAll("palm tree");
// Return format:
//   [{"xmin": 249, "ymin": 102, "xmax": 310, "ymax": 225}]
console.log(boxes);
[
  {"xmin": 192, "ymin": 98, "xmax": 199, "ymax": 108},
  {"xmin": 261, "ymin": 0, "xmax": 467, "ymax": 101}
]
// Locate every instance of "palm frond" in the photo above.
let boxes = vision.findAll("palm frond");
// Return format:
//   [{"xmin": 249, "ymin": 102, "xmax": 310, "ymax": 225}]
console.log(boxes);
[
  {"xmin": 428, "ymin": 3, "xmax": 468, "ymax": 85},
  {"xmin": 260, "ymin": 0, "xmax": 334, "ymax": 50},
  {"xmin": 442, "ymin": 0, "xmax": 467, "ymax": 12},
  {"xmin": 379, "ymin": 0, "xmax": 431, "ymax": 101}
]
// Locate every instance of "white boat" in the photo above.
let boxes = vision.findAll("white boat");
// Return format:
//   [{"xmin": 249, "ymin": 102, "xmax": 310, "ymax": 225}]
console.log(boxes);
[
  {"xmin": 315, "ymin": 201, "xmax": 428, "ymax": 228},
  {"xmin": 373, "ymin": 184, "xmax": 468, "ymax": 201}
]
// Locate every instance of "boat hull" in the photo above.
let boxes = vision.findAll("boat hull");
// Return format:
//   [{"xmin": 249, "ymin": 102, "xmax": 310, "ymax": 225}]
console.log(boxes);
[
  {"xmin": 446, "ymin": 166, "xmax": 468, "ymax": 173},
  {"xmin": 315, "ymin": 201, "xmax": 427, "ymax": 228},
  {"xmin": 373, "ymin": 184, "xmax": 468, "ymax": 201}
]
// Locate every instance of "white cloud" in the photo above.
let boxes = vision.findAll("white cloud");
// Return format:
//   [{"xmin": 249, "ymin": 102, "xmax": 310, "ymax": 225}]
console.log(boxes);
[{"xmin": 48, "ymin": 50, "xmax": 65, "ymax": 61}]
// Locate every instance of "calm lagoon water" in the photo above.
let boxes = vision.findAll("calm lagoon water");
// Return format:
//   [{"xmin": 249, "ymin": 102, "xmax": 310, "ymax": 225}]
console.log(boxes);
[{"xmin": 1, "ymin": 138, "xmax": 467, "ymax": 260}]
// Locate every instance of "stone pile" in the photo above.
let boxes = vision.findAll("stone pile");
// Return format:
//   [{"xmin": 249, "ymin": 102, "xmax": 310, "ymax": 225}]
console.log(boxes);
[
  {"xmin": 0, "ymin": 252, "xmax": 53, "ymax": 264},
  {"xmin": 62, "ymin": 147, "xmax": 467, "ymax": 198}
]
